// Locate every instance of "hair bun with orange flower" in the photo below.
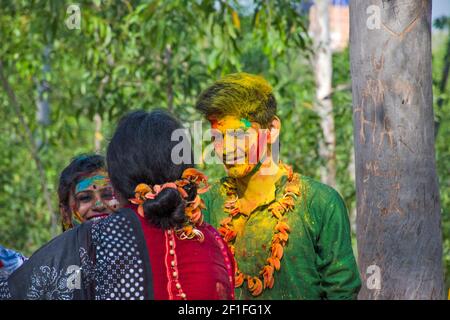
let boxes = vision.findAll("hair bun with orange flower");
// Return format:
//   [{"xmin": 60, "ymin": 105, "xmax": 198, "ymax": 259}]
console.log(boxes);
[{"xmin": 128, "ymin": 168, "xmax": 210, "ymax": 241}]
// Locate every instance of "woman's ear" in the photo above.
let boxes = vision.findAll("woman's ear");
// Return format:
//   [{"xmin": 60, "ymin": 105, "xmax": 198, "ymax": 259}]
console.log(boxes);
[
  {"xmin": 268, "ymin": 116, "xmax": 281, "ymax": 145},
  {"xmin": 59, "ymin": 204, "xmax": 73, "ymax": 231}
]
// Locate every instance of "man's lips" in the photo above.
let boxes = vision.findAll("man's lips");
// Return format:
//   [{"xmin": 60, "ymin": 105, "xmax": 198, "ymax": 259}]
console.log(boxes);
[{"xmin": 223, "ymin": 153, "xmax": 246, "ymax": 163}]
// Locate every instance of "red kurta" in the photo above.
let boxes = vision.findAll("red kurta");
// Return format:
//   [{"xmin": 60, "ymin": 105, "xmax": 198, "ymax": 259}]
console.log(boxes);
[{"xmin": 128, "ymin": 205, "xmax": 235, "ymax": 300}]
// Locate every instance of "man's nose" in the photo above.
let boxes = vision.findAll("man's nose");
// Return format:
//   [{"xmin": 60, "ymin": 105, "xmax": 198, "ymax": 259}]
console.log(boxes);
[{"xmin": 212, "ymin": 140, "xmax": 224, "ymax": 155}]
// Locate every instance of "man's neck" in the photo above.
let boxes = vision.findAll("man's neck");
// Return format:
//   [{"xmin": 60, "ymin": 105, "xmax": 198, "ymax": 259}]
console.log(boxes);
[{"xmin": 234, "ymin": 158, "xmax": 286, "ymax": 214}]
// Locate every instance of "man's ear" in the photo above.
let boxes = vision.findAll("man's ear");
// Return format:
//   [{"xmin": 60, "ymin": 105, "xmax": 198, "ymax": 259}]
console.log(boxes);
[{"xmin": 268, "ymin": 116, "xmax": 281, "ymax": 145}]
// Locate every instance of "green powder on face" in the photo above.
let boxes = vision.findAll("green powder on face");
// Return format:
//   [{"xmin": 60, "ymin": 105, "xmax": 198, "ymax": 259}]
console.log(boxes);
[{"xmin": 240, "ymin": 118, "xmax": 252, "ymax": 129}]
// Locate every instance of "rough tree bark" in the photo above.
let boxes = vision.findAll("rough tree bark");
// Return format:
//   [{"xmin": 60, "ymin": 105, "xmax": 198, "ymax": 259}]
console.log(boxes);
[
  {"xmin": 350, "ymin": 0, "xmax": 444, "ymax": 299},
  {"xmin": 310, "ymin": 0, "xmax": 337, "ymax": 187}
]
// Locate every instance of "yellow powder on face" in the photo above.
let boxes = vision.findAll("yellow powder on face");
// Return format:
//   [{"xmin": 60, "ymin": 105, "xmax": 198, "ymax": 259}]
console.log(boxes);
[{"xmin": 213, "ymin": 116, "xmax": 247, "ymax": 133}]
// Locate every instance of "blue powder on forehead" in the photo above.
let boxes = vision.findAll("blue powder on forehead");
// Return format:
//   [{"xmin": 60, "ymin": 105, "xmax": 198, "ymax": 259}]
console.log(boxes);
[{"xmin": 75, "ymin": 175, "xmax": 109, "ymax": 193}]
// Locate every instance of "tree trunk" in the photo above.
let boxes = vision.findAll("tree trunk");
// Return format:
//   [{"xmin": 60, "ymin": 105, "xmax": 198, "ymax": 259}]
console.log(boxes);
[
  {"xmin": 350, "ymin": 0, "xmax": 444, "ymax": 299},
  {"xmin": 36, "ymin": 45, "xmax": 51, "ymax": 126},
  {"xmin": 310, "ymin": 0, "xmax": 337, "ymax": 187},
  {"xmin": 94, "ymin": 113, "xmax": 103, "ymax": 152},
  {"xmin": 348, "ymin": 146, "xmax": 357, "ymax": 234}
]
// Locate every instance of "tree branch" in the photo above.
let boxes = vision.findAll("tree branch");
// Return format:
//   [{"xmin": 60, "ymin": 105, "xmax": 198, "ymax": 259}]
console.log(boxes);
[{"xmin": 0, "ymin": 60, "xmax": 57, "ymax": 237}]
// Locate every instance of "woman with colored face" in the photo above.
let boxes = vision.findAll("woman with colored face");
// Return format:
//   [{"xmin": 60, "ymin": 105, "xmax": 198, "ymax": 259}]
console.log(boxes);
[
  {"xmin": 72, "ymin": 171, "xmax": 117, "ymax": 221},
  {"xmin": 0, "ymin": 154, "xmax": 119, "ymax": 281},
  {"xmin": 58, "ymin": 155, "xmax": 119, "ymax": 230}
]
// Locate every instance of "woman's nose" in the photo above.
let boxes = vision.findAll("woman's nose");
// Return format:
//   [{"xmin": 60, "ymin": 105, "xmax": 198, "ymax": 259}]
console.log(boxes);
[{"xmin": 92, "ymin": 196, "xmax": 106, "ymax": 210}]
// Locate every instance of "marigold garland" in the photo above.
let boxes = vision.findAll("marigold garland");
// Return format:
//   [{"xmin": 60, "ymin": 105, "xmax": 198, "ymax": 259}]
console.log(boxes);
[
  {"xmin": 129, "ymin": 168, "xmax": 210, "ymax": 242},
  {"xmin": 218, "ymin": 163, "xmax": 301, "ymax": 297}
]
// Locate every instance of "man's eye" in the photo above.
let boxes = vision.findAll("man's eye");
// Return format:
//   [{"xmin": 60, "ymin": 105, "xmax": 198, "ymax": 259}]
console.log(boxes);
[{"xmin": 228, "ymin": 131, "xmax": 245, "ymax": 139}]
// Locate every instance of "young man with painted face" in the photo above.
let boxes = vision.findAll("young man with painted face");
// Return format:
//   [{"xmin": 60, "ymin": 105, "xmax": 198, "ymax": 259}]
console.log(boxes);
[{"xmin": 196, "ymin": 73, "xmax": 361, "ymax": 300}]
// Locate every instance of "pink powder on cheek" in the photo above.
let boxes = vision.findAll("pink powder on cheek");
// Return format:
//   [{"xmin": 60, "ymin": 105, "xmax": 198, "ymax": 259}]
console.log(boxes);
[
  {"xmin": 106, "ymin": 197, "xmax": 120, "ymax": 211},
  {"xmin": 244, "ymin": 165, "xmax": 253, "ymax": 175},
  {"xmin": 209, "ymin": 118, "xmax": 219, "ymax": 129},
  {"xmin": 248, "ymin": 143, "xmax": 259, "ymax": 164},
  {"xmin": 257, "ymin": 130, "xmax": 269, "ymax": 160}
]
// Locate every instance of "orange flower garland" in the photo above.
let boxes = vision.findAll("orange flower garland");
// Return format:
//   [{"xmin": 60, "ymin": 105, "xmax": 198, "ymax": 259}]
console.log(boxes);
[
  {"xmin": 218, "ymin": 163, "xmax": 301, "ymax": 297},
  {"xmin": 129, "ymin": 168, "xmax": 210, "ymax": 242}
]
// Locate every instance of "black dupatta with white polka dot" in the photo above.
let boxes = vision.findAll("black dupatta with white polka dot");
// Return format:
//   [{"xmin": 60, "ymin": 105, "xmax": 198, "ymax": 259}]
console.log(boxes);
[{"xmin": 0, "ymin": 208, "xmax": 153, "ymax": 300}]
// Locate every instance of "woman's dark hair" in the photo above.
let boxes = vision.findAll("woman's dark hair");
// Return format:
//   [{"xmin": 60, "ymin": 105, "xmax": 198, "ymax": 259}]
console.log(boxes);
[
  {"xmin": 107, "ymin": 110, "xmax": 194, "ymax": 229},
  {"xmin": 58, "ymin": 154, "xmax": 106, "ymax": 220}
]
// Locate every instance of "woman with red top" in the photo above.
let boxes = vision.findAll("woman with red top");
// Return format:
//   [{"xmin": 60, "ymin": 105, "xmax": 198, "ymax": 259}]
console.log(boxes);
[
  {"xmin": 106, "ymin": 109, "xmax": 235, "ymax": 300},
  {"xmin": 1, "ymin": 110, "xmax": 233, "ymax": 300}
]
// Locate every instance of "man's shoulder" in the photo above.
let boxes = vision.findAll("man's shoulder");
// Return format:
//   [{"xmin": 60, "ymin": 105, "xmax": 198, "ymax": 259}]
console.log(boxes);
[
  {"xmin": 300, "ymin": 175, "xmax": 342, "ymax": 200},
  {"xmin": 297, "ymin": 175, "xmax": 347, "ymax": 214},
  {"xmin": 293, "ymin": 175, "xmax": 350, "ymax": 238}
]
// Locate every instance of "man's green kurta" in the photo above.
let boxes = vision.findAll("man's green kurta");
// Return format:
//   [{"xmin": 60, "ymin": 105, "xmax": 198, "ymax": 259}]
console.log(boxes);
[{"xmin": 202, "ymin": 174, "xmax": 361, "ymax": 300}]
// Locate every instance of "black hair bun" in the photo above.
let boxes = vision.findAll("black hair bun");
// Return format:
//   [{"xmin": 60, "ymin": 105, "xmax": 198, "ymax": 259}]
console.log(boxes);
[
  {"xmin": 182, "ymin": 182, "xmax": 198, "ymax": 202},
  {"xmin": 142, "ymin": 188, "xmax": 186, "ymax": 229}
]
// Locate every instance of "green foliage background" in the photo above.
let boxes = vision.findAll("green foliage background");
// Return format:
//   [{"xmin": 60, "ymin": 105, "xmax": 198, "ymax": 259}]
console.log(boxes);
[{"xmin": 0, "ymin": 0, "xmax": 449, "ymax": 292}]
